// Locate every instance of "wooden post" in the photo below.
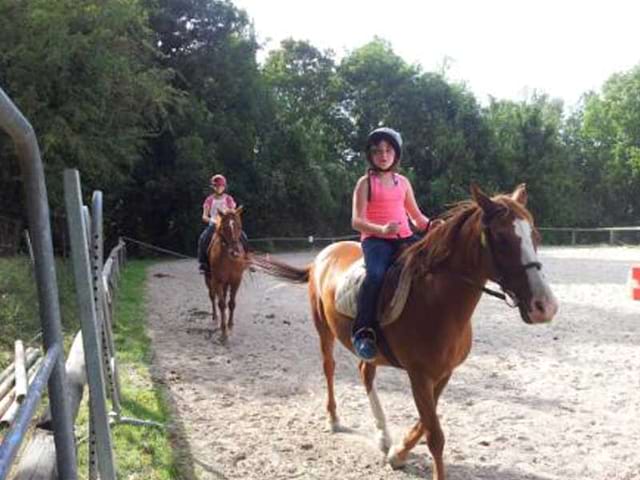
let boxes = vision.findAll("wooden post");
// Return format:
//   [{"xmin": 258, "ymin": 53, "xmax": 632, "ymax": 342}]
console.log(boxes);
[
  {"xmin": 13, "ymin": 332, "xmax": 87, "ymax": 479},
  {"xmin": 0, "ymin": 349, "xmax": 40, "ymax": 393},
  {"xmin": 0, "ymin": 389, "xmax": 14, "ymax": 419},
  {"xmin": 571, "ymin": 230, "xmax": 576, "ymax": 245},
  {"xmin": 15, "ymin": 340, "xmax": 28, "ymax": 403},
  {"xmin": 0, "ymin": 357, "xmax": 44, "ymax": 427}
]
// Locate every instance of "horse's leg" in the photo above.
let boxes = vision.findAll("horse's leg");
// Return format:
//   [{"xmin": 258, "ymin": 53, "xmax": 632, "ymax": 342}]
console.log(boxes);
[
  {"xmin": 359, "ymin": 362, "xmax": 392, "ymax": 453},
  {"xmin": 405, "ymin": 372, "xmax": 446, "ymax": 480},
  {"xmin": 227, "ymin": 281, "xmax": 239, "ymax": 332},
  {"xmin": 388, "ymin": 373, "xmax": 451, "ymax": 469},
  {"xmin": 310, "ymin": 296, "xmax": 340, "ymax": 431},
  {"xmin": 388, "ymin": 420, "xmax": 424, "ymax": 469},
  {"xmin": 217, "ymin": 283, "xmax": 228, "ymax": 343},
  {"xmin": 208, "ymin": 278, "xmax": 218, "ymax": 327}
]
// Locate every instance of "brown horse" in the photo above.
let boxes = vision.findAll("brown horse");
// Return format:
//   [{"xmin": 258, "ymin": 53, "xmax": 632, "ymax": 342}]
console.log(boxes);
[
  {"xmin": 251, "ymin": 184, "xmax": 558, "ymax": 480},
  {"xmin": 206, "ymin": 206, "xmax": 247, "ymax": 343}
]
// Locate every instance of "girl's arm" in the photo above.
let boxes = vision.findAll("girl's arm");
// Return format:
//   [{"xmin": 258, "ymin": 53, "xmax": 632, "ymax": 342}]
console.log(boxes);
[
  {"xmin": 351, "ymin": 176, "xmax": 397, "ymax": 236},
  {"xmin": 225, "ymin": 194, "xmax": 237, "ymax": 209},
  {"xmin": 202, "ymin": 204, "xmax": 213, "ymax": 225},
  {"xmin": 404, "ymin": 179, "xmax": 430, "ymax": 231}
]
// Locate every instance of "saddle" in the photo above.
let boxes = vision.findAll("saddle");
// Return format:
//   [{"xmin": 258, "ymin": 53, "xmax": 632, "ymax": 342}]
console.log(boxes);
[
  {"xmin": 334, "ymin": 250, "xmax": 410, "ymax": 324},
  {"xmin": 334, "ymin": 255, "xmax": 410, "ymax": 368}
]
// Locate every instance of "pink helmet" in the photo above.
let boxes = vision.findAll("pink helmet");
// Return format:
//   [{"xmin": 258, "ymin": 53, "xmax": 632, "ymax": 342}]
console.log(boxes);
[{"xmin": 210, "ymin": 174, "xmax": 227, "ymax": 187}]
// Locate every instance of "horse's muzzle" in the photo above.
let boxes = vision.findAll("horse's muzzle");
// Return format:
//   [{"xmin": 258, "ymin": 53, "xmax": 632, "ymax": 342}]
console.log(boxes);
[{"xmin": 520, "ymin": 294, "xmax": 559, "ymax": 324}]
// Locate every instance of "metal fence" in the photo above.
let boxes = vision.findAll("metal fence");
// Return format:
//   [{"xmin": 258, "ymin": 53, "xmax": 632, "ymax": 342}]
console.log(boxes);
[
  {"xmin": 0, "ymin": 86, "xmax": 140, "ymax": 480},
  {"xmin": 0, "ymin": 86, "xmax": 77, "ymax": 479}
]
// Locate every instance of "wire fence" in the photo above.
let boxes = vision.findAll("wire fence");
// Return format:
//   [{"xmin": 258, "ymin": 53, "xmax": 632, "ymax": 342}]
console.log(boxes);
[
  {"xmin": 120, "ymin": 225, "xmax": 640, "ymax": 262},
  {"xmin": 540, "ymin": 226, "xmax": 640, "ymax": 246}
]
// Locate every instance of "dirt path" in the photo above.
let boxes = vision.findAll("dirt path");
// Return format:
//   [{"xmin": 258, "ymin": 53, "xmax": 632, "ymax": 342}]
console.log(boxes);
[{"xmin": 146, "ymin": 247, "xmax": 640, "ymax": 480}]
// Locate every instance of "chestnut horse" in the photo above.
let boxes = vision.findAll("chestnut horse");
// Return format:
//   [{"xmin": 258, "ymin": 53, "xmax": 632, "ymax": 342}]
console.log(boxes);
[
  {"xmin": 251, "ymin": 184, "xmax": 558, "ymax": 480},
  {"xmin": 206, "ymin": 207, "xmax": 247, "ymax": 343}
]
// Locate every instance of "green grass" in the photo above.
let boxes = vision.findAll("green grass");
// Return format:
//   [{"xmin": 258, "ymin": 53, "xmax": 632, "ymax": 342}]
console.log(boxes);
[
  {"xmin": 0, "ymin": 256, "xmax": 79, "ymax": 368},
  {"xmin": 0, "ymin": 257, "xmax": 187, "ymax": 479}
]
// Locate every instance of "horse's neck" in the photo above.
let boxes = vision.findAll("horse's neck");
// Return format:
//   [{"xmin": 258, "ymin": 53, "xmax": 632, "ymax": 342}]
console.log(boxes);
[{"xmin": 211, "ymin": 234, "xmax": 225, "ymax": 257}]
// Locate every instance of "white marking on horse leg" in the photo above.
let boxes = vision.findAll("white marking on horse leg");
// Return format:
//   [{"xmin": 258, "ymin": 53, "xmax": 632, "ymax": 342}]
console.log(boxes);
[
  {"xmin": 387, "ymin": 444, "xmax": 407, "ymax": 469},
  {"xmin": 368, "ymin": 387, "xmax": 391, "ymax": 452}
]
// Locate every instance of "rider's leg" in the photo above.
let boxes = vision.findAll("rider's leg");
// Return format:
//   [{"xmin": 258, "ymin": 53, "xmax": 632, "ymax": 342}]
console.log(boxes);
[
  {"xmin": 352, "ymin": 237, "xmax": 398, "ymax": 361},
  {"xmin": 197, "ymin": 225, "xmax": 215, "ymax": 272},
  {"xmin": 240, "ymin": 230, "xmax": 250, "ymax": 254}
]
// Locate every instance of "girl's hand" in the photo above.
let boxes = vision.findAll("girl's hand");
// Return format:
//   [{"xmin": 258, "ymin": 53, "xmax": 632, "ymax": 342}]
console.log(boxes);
[
  {"xmin": 382, "ymin": 222, "xmax": 400, "ymax": 235},
  {"xmin": 429, "ymin": 219, "xmax": 445, "ymax": 229}
]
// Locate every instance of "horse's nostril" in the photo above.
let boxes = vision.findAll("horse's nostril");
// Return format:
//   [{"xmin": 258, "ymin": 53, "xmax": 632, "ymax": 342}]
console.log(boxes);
[{"xmin": 534, "ymin": 300, "xmax": 545, "ymax": 313}]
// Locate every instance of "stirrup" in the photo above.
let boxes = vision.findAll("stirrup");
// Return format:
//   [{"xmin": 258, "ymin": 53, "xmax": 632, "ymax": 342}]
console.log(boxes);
[{"xmin": 352, "ymin": 327, "xmax": 377, "ymax": 361}]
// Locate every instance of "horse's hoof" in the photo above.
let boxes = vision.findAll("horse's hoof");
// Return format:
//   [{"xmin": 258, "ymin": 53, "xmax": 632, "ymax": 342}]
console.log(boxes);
[
  {"xmin": 329, "ymin": 418, "xmax": 344, "ymax": 433},
  {"xmin": 376, "ymin": 431, "xmax": 392, "ymax": 453},
  {"xmin": 387, "ymin": 445, "xmax": 407, "ymax": 469}
]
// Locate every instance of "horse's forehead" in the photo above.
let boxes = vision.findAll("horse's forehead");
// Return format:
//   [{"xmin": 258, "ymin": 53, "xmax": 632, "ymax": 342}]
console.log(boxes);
[
  {"xmin": 495, "ymin": 204, "xmax": 528, "ymax": 227},
  {"xmin": 223, "ymin": 215, "xmax": 238, "ymax": 226},
  {"xmin": 513, "ymin": 218, "xmax": 537, "ymax": 260}
]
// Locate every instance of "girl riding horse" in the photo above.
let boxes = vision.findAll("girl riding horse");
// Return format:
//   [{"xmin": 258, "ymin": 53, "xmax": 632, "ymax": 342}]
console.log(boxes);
[
  {"xmin": 250, "ymin": 182, "xmax": 558, "ymax": 480},
  {"xmin": 351, "ymin": 127, "xmax": 442, "ymax": 361}
]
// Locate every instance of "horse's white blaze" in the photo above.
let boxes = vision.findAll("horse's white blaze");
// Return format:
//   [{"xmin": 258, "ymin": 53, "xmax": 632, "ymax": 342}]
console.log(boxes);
[{"xmin": 514, "ymin": 219, "xmax": 559, "ymax": 321}]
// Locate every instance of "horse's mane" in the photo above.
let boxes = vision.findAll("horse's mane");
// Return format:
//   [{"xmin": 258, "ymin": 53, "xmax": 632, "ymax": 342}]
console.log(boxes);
[
  {"xmin": 381, "ymin": 192, "xmax": 534, "ymax": 325},
  {"xmin": 399, "ymin": 194, "xmax": 533, "ymax": 275}
]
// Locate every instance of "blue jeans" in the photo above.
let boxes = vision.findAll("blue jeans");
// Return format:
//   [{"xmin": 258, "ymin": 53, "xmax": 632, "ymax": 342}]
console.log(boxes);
[{"xmin": 352, "ymin": 234, "xmax": 420, "ymax": 336}]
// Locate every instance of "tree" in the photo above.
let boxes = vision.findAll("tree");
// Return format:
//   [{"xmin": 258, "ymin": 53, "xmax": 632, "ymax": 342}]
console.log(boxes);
[
  {"xmin": 0, "ymin": 0, "xmax": 173, "ymax": 247},
  {"xmin": 337, "ymin": 39, "xmax": 492, "ymax": 214},
  {"xmin": 581, "ymin": 66, "xmax": 640, "ymax": 224}
]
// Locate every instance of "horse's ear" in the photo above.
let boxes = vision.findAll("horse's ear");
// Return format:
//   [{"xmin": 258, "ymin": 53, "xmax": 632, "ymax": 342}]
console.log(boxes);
[
  {"xmin": 235, "ymin": 205, "xmax": 243, "ymax": 216},
  {"xmin": 511, "ymin": 183, "xmax": 528, "ymax": 206},
  {"xmin": 470, "ymin": 182, "xmax": 494, "ymax": 213}
]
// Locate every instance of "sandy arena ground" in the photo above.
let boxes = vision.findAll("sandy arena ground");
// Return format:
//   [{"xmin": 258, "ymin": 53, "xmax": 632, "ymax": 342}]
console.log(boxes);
[{"xmin": 146, "ymin": 246, "xmax": 640, "ymax": 480}]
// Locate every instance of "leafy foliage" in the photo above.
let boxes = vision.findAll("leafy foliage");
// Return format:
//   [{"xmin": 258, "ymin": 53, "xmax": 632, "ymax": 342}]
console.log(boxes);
[{"xmin": 1, "ymin": 1, "xmax": 639, "ymax": 256}]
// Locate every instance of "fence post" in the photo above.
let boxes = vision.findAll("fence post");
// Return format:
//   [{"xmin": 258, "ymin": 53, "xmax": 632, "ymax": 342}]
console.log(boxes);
[
  {"xmin": 91, "ymin": 191, "xmax": 122, "ymax": 413},
  {"xmin": 64, "ymin": 169, "xmax": 117, "ymax": 480}
]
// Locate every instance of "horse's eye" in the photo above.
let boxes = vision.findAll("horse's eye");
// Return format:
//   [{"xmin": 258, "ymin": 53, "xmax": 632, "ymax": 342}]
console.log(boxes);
[{"xmin": 496, "ymin": 234, "xmax": 510, "ymax": 247}]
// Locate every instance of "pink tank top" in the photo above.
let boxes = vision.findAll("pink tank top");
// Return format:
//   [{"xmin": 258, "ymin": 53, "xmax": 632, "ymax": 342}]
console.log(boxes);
[{"xmin": 361, "ymin": 173, "xmax": 412, "ymax": 240}]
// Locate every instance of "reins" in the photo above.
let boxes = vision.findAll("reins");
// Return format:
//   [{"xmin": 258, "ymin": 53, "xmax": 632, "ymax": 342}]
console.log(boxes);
[
  {"xmin": 418, "ymin": 206, "xmax": 542, "ymax": 309},
  {"xmin": 214, "ymin": 217, "xmax": 243, "ymax": 258}
]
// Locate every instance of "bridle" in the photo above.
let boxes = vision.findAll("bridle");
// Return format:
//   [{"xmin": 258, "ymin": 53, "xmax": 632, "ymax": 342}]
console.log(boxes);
[
  {"xmin": 216, "ymin": 216, "xmax": 243, "ymax": 257},
  {"xmin": 476, "ymin": 207, "xmax": 541, "ymax": 308},
  {"xmin": 439, "ymin": 207, "xmax": 541, "ymax": 310}
]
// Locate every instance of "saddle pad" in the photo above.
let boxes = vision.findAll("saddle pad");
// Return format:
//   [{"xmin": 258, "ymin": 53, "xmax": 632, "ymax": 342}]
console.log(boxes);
[{"xmin": 334, "ymin": 258, "xmax": 366, "ymax": 318}]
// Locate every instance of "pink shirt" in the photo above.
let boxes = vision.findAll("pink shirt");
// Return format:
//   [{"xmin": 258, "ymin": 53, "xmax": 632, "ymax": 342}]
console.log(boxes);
[
  {"xmin": 203, "ymin": 193, "xmax": 236, "ymax": 214},
  {"xmin": 361, "ymin": 174, "xmax": 413, "ymax": 240}
]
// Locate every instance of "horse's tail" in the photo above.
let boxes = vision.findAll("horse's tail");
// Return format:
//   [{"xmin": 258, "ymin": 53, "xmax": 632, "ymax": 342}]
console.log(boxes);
[{"xmin": 250, "ymin": 254, "xmax": 310, "ymax": 284}]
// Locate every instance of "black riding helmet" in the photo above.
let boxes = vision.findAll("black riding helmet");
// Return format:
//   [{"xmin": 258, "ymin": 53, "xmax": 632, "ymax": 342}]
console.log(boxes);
[{"xmin": 366, "ymin": 127, "xmax": 402, "ymax": 171}]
